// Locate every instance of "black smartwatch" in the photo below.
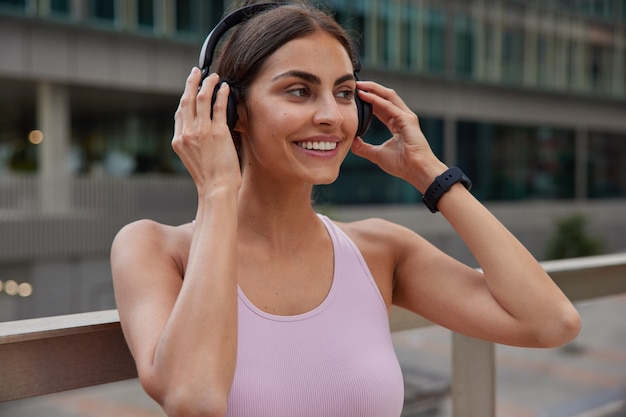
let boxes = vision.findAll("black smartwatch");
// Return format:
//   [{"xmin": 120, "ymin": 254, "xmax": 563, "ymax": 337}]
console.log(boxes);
[{"xmin": 422, "ymin": 167, "xmax": 472, "ymax": 213}]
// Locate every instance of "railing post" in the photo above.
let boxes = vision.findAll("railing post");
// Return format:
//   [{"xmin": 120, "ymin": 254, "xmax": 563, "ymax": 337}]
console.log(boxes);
[{"xmin": 452, "ymin": 333, "xmax": 496, "ymax": 417}]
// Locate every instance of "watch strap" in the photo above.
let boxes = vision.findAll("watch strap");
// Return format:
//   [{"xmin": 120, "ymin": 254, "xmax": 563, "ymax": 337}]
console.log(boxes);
[{"xmin": 422, "ymin": 167, "xmax": 472, "ymax": 213}]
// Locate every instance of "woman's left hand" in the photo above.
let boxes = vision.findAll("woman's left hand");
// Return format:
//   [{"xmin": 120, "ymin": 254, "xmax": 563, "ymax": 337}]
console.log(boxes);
[{"xmin": 350, "ymin": 80, "xmax": 447, "ymax": 192}]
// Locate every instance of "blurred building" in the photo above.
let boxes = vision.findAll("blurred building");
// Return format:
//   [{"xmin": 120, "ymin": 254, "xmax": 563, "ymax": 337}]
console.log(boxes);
[{"xmin": 1, "ymin": 0, "xmax": 625, "ymax": 320}]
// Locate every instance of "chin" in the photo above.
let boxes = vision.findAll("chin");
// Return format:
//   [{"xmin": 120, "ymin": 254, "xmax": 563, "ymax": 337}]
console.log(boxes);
[{"xmin": 311, "ymin": 171, "xmax": 340, "ymax": 186}]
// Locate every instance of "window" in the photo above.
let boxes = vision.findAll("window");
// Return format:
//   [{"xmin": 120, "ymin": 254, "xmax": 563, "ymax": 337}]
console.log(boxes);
[
  {"xmin": 176, "ymin": 0, "xmax": 198, "ymax": 34},
  {"xmin": 425, "ymin": 9, "xmax": 446, "ymax": 73},
  {"xmin": 454, "ymin": 14, "xmax": 474, "ymax": 78},
  {"xmin": 457, "ymin": 122, "xmax": 575, "ymax": 201},
  {"xmin": 588, "ymin": 132, "xmax": 626, "ymax": 198},
  {"xmin": 206, "ymin": 0, "xmax": 225, "ymax": 30},
  {"xmin": 400, "ymin": 4, "xmax": 418, "ymax": 70},
  {"xmin": 377, "ymin": 15, "xmax": 391, "ymax": 66},
  {"xmin": 88, "ymin": 0, "xmax": 115, "ymax": 24},
  {"xmin": 137, "ymin": 0, "xmax": 154, "ymax": 28},
  {"xmin": 72, "ymin": 109, "xmax": 177, "ymax": 177},
  {"xmin": 0, "ymin": 0, "xmax": 26, "ymax": 12},
  {"xmin": 50, "ymin": 0, "xmax": 69, "ymax": 15},
  {"xmin": 592, "ymin": 0, "xmax": 613, "ymax": 19},
  {"xmin": 501, "ymin": 28, "xmax": 524, "ymax": 84},
  {"xmin": 588, "ymin": 43, "xmax": 613, "ymax": 95}
]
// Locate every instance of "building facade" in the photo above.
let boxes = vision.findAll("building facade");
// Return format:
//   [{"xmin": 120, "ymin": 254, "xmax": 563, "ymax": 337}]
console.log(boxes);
[{"xmin": 1, "ymin": 0, "xmax": 625, "ymax": 320}]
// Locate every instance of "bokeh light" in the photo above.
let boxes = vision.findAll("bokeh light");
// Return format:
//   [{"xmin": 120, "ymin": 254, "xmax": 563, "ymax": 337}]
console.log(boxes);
[
  {"xmin": 0, "ymin": 279, "xmax": 33, "ymax": 297},
  {"xmin": 18, "ymin": 283, "xmax": 33, "ymax": 297},
  {"xmin": 4, "ymin": 280, "xmax": 18, "ymax": 296},
  {"xmin": 28, "ymin": 130, "xmax": 44, "ymax": 144}
]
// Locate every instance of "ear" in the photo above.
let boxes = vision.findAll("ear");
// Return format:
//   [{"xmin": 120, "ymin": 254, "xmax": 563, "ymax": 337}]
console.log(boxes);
[{"xmin": 234, "ymin": 102, "xmax": 248, "ymax": 134}]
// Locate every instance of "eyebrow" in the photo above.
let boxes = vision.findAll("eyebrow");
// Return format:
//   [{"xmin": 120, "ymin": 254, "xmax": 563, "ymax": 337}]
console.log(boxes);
[{"xmin": 271, "ymin": 70, "xmax": 355, "ymax": 86}]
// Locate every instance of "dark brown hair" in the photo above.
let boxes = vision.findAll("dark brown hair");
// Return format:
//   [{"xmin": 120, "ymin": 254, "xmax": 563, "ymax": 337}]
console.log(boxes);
[{"xmin": 215, "ymin": 0, "xmax": 358, "ymax": 161}]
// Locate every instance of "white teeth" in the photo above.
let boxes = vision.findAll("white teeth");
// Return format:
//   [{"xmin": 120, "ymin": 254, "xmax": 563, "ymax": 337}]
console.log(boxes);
[{"xmin": 298, "ymin": 141, "xmax": 337, "ymax": 151}]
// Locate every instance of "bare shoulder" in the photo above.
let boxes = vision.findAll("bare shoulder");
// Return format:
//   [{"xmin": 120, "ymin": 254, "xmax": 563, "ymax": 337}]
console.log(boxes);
[
  {"xmin": 333, "ymin": 217, "xmax": 420, "ymax": 252},
  {"xmin": 112, "ymin": 219, "xmax": 191, "ymax": 249},
  {"xmin": 111, "ymin": 219, "xmax": 193, "ymax": 282}
]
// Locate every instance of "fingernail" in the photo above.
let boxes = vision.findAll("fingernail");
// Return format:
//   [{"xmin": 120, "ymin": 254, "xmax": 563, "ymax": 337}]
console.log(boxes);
[{"xmin": 190, "ymin": 67, "xmax": 199, "ymax": 75}]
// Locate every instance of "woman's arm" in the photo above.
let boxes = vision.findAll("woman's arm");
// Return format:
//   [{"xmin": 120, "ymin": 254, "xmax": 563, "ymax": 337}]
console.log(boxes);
[
  {"xmin": 112, "ymin": 69, "xmax": 242, "ymax": 417},
  {"xmin": 351, "ymin": 81, "xmax": 581, "ymax": 348}
]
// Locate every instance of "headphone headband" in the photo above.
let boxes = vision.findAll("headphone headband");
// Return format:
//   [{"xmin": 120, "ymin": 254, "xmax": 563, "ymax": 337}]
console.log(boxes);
[{"xmin": 199, "ymin": 3, "xmax": 282, "ymax": 71}]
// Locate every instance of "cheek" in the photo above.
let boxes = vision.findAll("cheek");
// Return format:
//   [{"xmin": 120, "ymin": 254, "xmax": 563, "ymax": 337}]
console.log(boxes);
[
  {"xmin": 343, "ymin": 107, "xmax": 360, "ymax": 136},
  {"xmin": 248, "ymin": 98, "xmax": 295, "ymax": 128}
]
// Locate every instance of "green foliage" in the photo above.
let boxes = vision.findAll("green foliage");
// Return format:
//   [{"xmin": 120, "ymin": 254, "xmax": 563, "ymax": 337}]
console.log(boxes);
[{"xmin": 545, "ymin": 213, "xmax": 605, "ymax": 260}]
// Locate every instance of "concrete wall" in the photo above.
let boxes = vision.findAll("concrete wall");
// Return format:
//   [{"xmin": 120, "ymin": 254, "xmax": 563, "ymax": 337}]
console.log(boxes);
[{"xmin": 0, "ymin": 14, "xmax": 196, "ymax": 93}]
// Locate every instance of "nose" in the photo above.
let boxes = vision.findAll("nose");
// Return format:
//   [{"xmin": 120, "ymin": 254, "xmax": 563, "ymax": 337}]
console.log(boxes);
[{"xmin": 312, "ymin": 92, "xmax": 344, "ymax": 128}]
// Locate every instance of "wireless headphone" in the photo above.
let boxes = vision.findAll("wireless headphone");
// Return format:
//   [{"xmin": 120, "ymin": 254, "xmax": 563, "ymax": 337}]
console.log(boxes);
[{"xmin": 198, "ymin": 2, "xmax": 372, "ymax": 137}]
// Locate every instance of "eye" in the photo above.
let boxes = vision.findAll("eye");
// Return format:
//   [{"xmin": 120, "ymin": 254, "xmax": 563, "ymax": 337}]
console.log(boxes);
[
  {"xmin": 336, "ymin": 89, "xmax": 355, "ymax": 100},
  {"xmin": 287, "ymin": 87, "xmax": 310, "ymax": 97}
]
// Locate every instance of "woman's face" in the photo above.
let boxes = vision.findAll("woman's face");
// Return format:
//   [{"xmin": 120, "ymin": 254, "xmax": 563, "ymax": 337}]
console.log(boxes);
[{"xmin": 236, "ymin": 31, "xmax": 359, "ymax": 185}]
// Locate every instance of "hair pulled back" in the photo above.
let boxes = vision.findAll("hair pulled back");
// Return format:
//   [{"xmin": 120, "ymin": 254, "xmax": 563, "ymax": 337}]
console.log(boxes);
[{"xmin": 215, "ymin": 0, "xmax": 358, "ymax": 159}]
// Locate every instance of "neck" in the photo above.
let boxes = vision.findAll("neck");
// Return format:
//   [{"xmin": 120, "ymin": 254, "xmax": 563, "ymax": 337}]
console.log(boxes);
[{"xmin": 237, "ymin": 173, "xmax": 321, "ymax": 250}]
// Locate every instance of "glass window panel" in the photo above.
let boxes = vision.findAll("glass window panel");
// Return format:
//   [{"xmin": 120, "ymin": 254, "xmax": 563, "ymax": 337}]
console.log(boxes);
[
  {"xmin": 88, "ymin": 0, "xmax": 115, "ymax": 22},
  {"xmin": 72, "ymin": 109, "xmax": 176, "ymax": 177},
  {"xmin": 50, "ymin": 0, "xmax": 69, "ymax": 14},
  {"xmin": 537, "ymin": 34, "xmax": 549, "ymax": 87},
  {"xmin": 400, "ymin": 4, "xmax": 418, "ymax": 70},
  {"xmin": 0, "ymin": 0, "xmax": 25, "ymax": 5},
  {"xmin": 176, "ymin": 0, "xmax": 198, "ymax": 34},
  {"xmin": 0, "ymin": 0, "xmax": 26, "ymax": 12},
  {"xmin": 588, "ymin": 132, "xmax": 626, "ymax": 198},
  {"xmin": 593, "ymin": 0, "xmax": 612, "ymax": 18},
  {"xmin": 454, "ymin": 14, "xmax": 474, "ymax": 78},
  {"xmin": 457, "ymin": 121, "xmax": 575, "ymax": 201},
  {"xmin": 206, "ymin": 1, "xmax": 224, "ymax": 29},
  {"xmin": 483, "ymin": 22, "xmax": 493, "ymax": 68},
  {"xmin": 588, "ymin": 43, "xmax": 613, "ymax": 95},
  {"xmin": 622, "ymin": 50, "xmax": 626, "ymax": 92},
  {"xmin": 176, "ymin": 0, "xmax": 191, "ymax": 31},
  {"xmin": 502, "ymin": 28, "xmax": 524, "ymax": 84},
  {"xmin": 425, "ymin": 9, "xmax": 446, "ymax": 73},
  {"xmin": 137, "ymin": 0, "xmax": 154, "ymax": 28},
  {"xmin": 566, "ymin": 39, "xmax": 577, "ymax": 90},
  {"xmin": 378, "ymin": 16, "xmax": 390, "ymax": 65}
]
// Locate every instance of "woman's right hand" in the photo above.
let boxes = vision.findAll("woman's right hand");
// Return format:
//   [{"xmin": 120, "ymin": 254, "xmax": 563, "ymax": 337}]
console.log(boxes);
[{"xmin": 172, "ymin": 68, "xmax": 242, "ymax": 198}]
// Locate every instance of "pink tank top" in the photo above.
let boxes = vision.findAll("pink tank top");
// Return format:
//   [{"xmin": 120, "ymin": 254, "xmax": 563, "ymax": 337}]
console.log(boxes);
[{"xmin": 225, "ymin": 214, "xmax": 404, "ymax": 417}]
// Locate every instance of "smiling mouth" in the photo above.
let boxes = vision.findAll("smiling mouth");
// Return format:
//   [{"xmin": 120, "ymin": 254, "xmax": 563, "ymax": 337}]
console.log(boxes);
[{"xmin": 297, "ymin": 141, "xmax": 338, "ymax": 151}]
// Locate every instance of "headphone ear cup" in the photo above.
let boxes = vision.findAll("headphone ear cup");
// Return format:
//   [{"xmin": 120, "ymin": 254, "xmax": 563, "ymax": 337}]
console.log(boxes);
[
  {"xmin": 211, "ymin": 80, "xmax": 239, "ymax": 131},
  {"xmin": 355, "ymin": 90, "xmax": 372, "ymax": 137}
]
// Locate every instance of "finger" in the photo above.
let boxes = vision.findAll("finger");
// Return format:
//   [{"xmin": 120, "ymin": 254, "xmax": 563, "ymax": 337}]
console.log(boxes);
[
  {"xmin": 196, "ymin": 73, "xmax": 221, "ymax": 124},
  {"xmin": 357, "ymin": 81, "xmax": 412, "ymax": 113},
  {"xmin": 178, "ymin": 67, "xmax": 202, "ymax": 127},
  {"xmin": 209, "ymin": 81, "xmax": 230, "ymax": 128},
  {"xmin": 357, "ymin": 89, "xmax": 406, "ymax": 127},
  {"xmin": 173, "ymin": 105, "xmax": 183, "ymax": 141},
  {"xmin": 351, "ymin": 136, "xmax": 380, "ymax": 164}
]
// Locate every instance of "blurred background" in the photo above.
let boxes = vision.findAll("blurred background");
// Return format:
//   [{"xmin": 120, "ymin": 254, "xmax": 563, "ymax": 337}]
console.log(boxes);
[{"xmin": 0, "ymin": 0, "xmax": 624, "ymax": 416}]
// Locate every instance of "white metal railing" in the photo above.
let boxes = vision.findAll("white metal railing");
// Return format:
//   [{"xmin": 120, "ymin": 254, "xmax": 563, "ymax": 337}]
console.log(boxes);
[{"xmin": 1, "ymin": 253, "xmax": 625, "ymax": 416}]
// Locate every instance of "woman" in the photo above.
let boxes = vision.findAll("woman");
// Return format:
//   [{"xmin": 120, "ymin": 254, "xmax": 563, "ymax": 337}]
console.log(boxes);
[{"xmin": 111, "ymin": 2, "xmax": 581, "ymax": 416}]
